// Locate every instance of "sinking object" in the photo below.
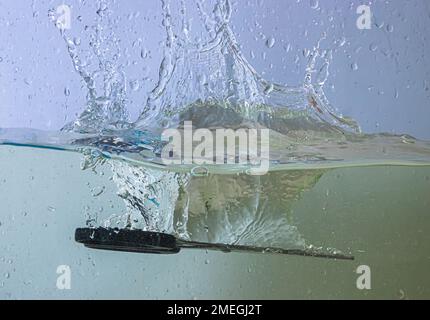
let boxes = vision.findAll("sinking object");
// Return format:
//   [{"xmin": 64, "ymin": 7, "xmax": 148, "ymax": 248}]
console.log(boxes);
[{"xmin": 75, "ymin": 227, "xmax": 354, "ymax": 260}]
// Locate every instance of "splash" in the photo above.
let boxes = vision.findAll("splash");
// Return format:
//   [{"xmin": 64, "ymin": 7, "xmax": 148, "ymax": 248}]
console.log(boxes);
[
  {"xmin": 1, "ymin": 0, "xmax": 430, "ymax": 251},
  {"xmin": 57, "ymin": 0, "xmax": 358, "ymax": 135},
  {"xmin": 68, "ymin": 0, "xmax": 346, "ymax": 248},
  {"xmin": 51, "ymin": 0, "xmax": 131, "ymax": 133},
  {"xmin": 134, "ymin": 0, "xmax": 360, "ymax": 133}
]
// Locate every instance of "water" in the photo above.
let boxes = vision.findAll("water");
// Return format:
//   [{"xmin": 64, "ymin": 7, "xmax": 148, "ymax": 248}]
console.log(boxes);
[
  {"xmin": 1, "ymin": 0, "xmax": 430, "ymax": 298},
  {"xmin": 1, "ymin": 146, "xmax": 429, "ymax": 299}
]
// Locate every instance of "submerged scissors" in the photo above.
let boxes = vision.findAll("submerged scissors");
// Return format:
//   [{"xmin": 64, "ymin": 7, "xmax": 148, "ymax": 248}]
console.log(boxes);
[{"xmin": 75, "ymin": 227, "xmax": 354, "ymax": 261}]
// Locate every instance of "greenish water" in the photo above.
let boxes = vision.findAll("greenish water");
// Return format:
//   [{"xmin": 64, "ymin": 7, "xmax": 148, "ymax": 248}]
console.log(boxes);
[{"xmin": 1, "ymin": 145, "xmax": 429, "ymax": 299}]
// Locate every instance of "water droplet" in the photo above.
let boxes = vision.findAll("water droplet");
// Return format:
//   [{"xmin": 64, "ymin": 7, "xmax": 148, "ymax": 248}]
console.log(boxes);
[
  {"xmin": 140, "ymin": 49, "xmax": 149, "ymax": 59},
  {"xmin": 264, "ymin": 83, "xmax": 274, "ymax": 95},
  {"xmin": 4, "ymin": 273, "xmax": 10, "ymax": 279},
  {"xmin": 64, "ymin": 87, "xmax": 70, "ymax": 97},
  {"xmin": 424, "ymin": 80, "xmax": 429, "ymax": 92},
  {"xmin": 351, "ymin": 62, "xmax": 358, "ymax": 71},
  {"xmin": 310, "ymin": 0, "xmax": 319, "ymax": 10},
  {"xmin": 129, "ymin": 79, "xmax": 140, "ymax": 91},
  {"xmin": 204, "ymin": 259, "xmax": 210, "ymax": 265},
  {"xmin": 369, "ymin": 43, "xmax": 378, "ymax": 52},
  {"xmin": 47, "ymin": 206, "xmax": 56, "ymax": 213},
  {"xmin": 91, "ymin": 186, "xmax": 105, "ymax": 197},
  {"xmin": 265, "ymin": 36, "xmax": 275, "ymax": 49},
  {"xmin": 338, "ymin": 37, "xmax": 346, "ymax": 47}
]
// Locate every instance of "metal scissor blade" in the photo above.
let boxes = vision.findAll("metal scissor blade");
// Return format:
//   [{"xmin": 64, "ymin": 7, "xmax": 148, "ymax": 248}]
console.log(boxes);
[{"xmin": 177, "ymin": 240, "xmax": 354, "ymax": 260}]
